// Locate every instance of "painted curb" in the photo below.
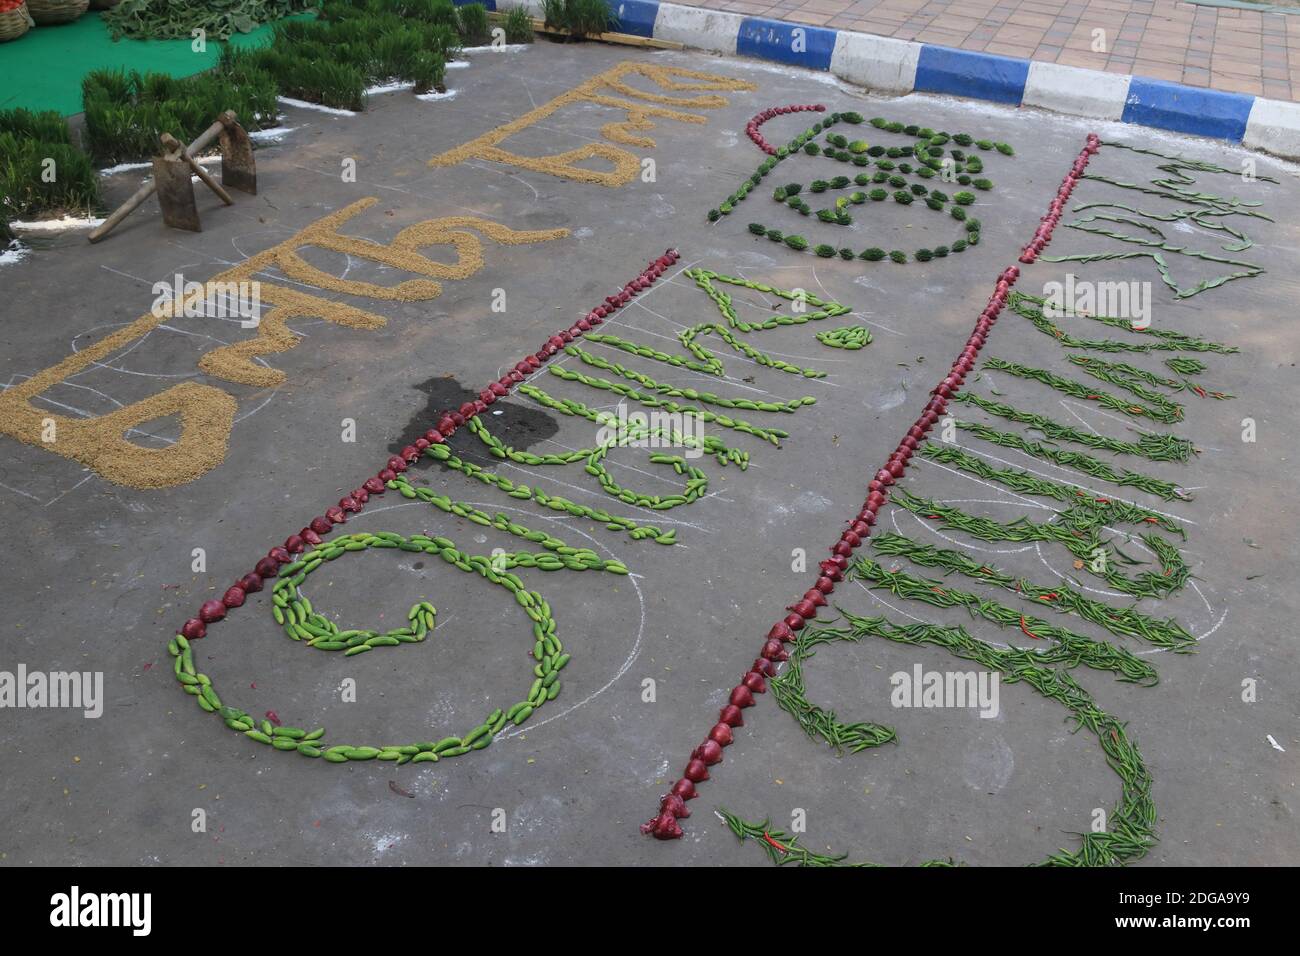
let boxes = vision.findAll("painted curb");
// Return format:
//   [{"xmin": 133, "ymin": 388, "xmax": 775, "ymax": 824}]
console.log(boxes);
[
  {"xmin": 914, "ymin": 44, "xmax": 1030, "ymax": 105},
  {"xmin": 497, "ymin": 0, "xmax": 1300, "ymax": 160},
  {"xmin": 609, "ymin": 0, "xmax": 661, "ymax": 38},
  {"xmin": 1122, "ymin": 76, "xmax": 1254, "ymax": 141},
  {"xmin": 1022, "ymin": 61, "xmax": 1131, "ymax": 122},
  {"xmin": 1244, "ymin": 96, "xmax": 1300, "ymax": 159},
  {"xmin": 736, "ymin": 17, "xmax": 836, "ymax": 71},
  {"xmin": 651, "ymin": 4, "xmax": 743, "ymax": 55},
  {"xmin": 829, "ymin": 31, "xmax": 919, "ymax": 95}
]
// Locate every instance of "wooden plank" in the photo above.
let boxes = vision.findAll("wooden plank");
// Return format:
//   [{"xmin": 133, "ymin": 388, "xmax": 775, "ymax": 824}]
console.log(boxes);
[{"xmin": 524, "ymin": 19, "xmax": 685, "ymax": 50}]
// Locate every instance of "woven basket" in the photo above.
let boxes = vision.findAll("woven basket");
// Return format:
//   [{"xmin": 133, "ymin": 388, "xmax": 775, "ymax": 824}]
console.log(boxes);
[
  {"xmin": 27, "ymin": 0, "xmax": 87, "ymax": 24},
  {"xmin": 0, "ymin": 4, "xmax": 33, "ymax": 41}
]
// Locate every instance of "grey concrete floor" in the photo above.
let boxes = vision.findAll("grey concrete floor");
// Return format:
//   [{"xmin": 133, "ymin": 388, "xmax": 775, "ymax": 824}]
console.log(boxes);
[{"xmin": 1, "ymin": 40, "xmax": 1297, "ymax": 866}]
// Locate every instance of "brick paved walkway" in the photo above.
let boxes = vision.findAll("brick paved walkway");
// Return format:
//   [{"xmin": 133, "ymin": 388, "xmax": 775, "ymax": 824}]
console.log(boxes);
[{"xmin": 693, "ymin": 0, "xmax": 1300, "ymax": 100}]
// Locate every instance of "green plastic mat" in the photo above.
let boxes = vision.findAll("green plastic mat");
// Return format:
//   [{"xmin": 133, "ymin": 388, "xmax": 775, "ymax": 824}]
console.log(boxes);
[{"xmin": 0, "ymin": 12, "xmax": 308, "ymax": 117}]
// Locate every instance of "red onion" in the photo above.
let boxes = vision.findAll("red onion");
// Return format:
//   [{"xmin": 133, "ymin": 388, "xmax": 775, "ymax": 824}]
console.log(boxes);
[
  {"xmin": 239, "ymin": 573, "xmax": 263, "ymax": 593},
  {"xmin": 285, "ymin": 534, "xmax": 305, "ymax": 553},
  {"xmin": 339, "ymin": 497, "xmax": 360, "ymax": 513},
  {"xmin": 325, "ymin": 506, "xmax": 346, "ymax": 524},
  {"xmin": 695, "ymin": 739, "xmax": 723, "ymax": 765},
  {"xmin": 729, "ymin": 684, "xmax": 756, "ymax": 708},
  {"xmin": 815, "ymin": 575, "xmax": 835, "ymax": 593},
  {"xmin": 768, "ymin": 621, "xmax": 794, "ymax": 642},
  {"xmin": 641, "ymin": 810, "xmax": 683, "ymax": 839},
  {"xmin": 222, "ymin": 586, "xmax": 246, "ymax": 609},
  {"xmin": 302, "ymin": 527, "xmax": 323, "ymax": 546},
  {"xmin": 351, "ymin": 488, "xmax": 369, "ymax": 504},
  {"xmin": 719, "ymin": 705, "xmax": 745, "ymax": 727},
  {"xmin": 684, "ymin": 758, "xmax": 710, "ymax": 782},
  {"xmin": 199, "ymin": 600, "xmax": 226, "ymax": 623},
  {"xmin": 742, "ymin": 671, "xmax": 767, "ymax": 694},
  {"xmin": 709, "ymin": 723, "xmax": 734, "ymax": 747},
  {"xmin": 751, "ymin": 658, "xmax": 776, "ymax": 678},
  {"xmin": 660, "ymin": 793, "xmax": 690, "ymax": 818},
  {"xmin": 761, "ymin": 638, "xmax": 788, "ymax": 661},
  {"xmin": 255, "ymin": 556, "xmax": 279, "ymax": 578},
  {"xmin": 671, "ymin": 778, "xmax": 699, "ymax": 800},
  {"xmin": 182, "ymin": 618, "xmax": 206, "ymax": 640}
]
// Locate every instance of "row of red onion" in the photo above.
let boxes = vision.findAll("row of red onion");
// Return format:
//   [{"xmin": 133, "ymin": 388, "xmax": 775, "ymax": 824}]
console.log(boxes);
[
  {"xmin": 745, "ymin": 103, "xmax": 826, "ymax": 156},
  {"xmin": 641, "ymin": 134, "xmax": 1101, "ymax": 840},
  {"xmin": 177, "ymin": 250, "xmax": 682, "ymax": 642}
]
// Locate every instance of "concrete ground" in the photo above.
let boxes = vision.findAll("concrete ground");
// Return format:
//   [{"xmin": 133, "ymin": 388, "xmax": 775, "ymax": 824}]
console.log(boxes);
[{"xmin": 1, "ymin": 39, "xmax": 1296, "ymax": 866}]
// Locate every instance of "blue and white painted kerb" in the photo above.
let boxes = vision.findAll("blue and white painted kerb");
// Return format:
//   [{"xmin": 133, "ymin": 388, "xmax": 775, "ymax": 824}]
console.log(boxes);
[{"xmin": 493, "ymin": 0, "xmax": 1300, "ymax": 160}]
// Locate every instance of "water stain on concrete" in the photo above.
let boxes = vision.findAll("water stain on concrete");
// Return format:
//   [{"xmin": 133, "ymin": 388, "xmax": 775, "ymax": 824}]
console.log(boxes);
[{"xmin": 390, "ymin": 374, "xmax": 560, "ymax": 467}]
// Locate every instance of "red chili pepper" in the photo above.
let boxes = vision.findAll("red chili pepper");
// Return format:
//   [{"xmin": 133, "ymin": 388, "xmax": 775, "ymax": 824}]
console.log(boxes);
[
  {"xmin": 1019, "ymin": 616, "xmax": 1042, "ymax": 640},
  {"xmin": 1095, "ymin": 498, "xmax": 1109, "ymax": 504},
  {"xmin": 1144, "ymin": 517, "xmax": 1159, "ymax": 524},
  {"xmin": 1038, "ymin": 593, "xmax": 1057, "ymax": 601},
  {"xmin": 1192, "ymin": 385, "xmax": 1207, "ymax": 398},
  {"xmin": 762, "ymin": 832, "xmax": 788, "ymax": 853}
]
